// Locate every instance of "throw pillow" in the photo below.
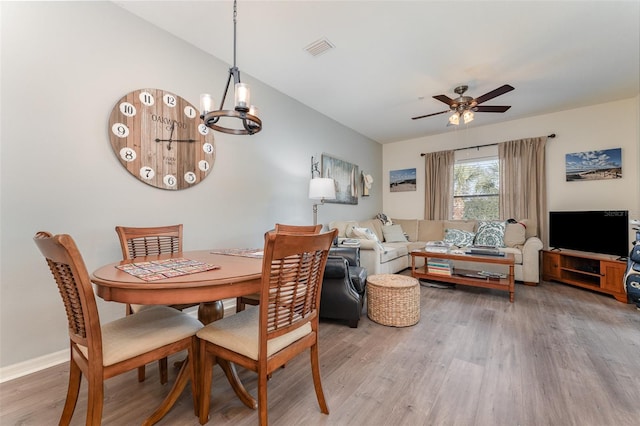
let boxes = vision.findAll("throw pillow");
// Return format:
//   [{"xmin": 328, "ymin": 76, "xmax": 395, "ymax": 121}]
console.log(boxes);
[
  {"xmin": 382, "ymin": 224, "xmax": 407, "ymax": 242},
  {"xmin": 503, "ymin": 222, "xmax": 526, "ymax": 247},
  {"xmin": 474, "ymin": 221, "xmax": 506, "ymax": 247},
  {"xmin": 349, "ymin": 227, "xmax": 379, "ymax": 241},
  {"xmin": 443, "ymin": 228, "xmax": 475, "ymax": 247}
]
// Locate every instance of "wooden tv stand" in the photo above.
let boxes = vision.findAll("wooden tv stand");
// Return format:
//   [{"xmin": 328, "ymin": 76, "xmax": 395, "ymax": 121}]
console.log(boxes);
[{"xmin": 541, "ymin": 249, "xmax": 628, "ymax": 303}]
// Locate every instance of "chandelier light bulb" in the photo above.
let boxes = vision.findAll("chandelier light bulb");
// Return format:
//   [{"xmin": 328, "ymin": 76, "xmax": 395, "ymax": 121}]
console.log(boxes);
[
  {"xmin": 463, "ymin": 110, "xmax": 474, "ymax": 124},
  {"xmin": 247, "ymin": 105, "xmax": 260, "ymax": 128},
  {"xmin": 234, "ymin": 82, "xmax": 250, "ymax": 111},
  {"xmin": 449, "ymin": 112, "xmax": 460, "ymax": 125},
  {"xmin": 200, "ymin": 93, "xmax": 214, "ymax": 115}
]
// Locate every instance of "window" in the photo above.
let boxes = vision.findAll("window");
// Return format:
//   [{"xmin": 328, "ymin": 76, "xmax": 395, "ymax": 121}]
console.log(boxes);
[{"xmin": 453, "ymin": 156, "xmax": 499, "ymax": 220}]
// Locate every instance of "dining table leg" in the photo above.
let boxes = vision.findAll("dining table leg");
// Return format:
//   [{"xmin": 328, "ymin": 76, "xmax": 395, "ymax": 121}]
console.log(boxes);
[
  {"xmin": 198, "ymin": 300, "xmax": 225, "ymax": 324},
  {"xmin": 143, "ymin": 356, "xmax": 192, "ymax": 426},
  {"xmin": 218, "ymin": 359, "xmax": 258, "ymax": 409},
  {"xmin": 143, "ymin": 299, "xmax": 257, "ymax": 425}
]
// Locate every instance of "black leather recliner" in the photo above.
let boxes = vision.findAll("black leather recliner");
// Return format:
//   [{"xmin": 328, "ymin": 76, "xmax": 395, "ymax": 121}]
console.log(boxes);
[{"xmin": 320, "ymin": 246, "xmax": 367, "ymax": 328}]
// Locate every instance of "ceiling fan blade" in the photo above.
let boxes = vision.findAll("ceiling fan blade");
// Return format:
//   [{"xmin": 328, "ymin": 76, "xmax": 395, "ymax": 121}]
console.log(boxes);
[
  {"xmin": 474, "ymin": 84, "xmax": 514, "ymax": 105},
  {"xmin": 432, "ymin": 94, "xmax": 455, "ymax": 106},
  {"xmin": 411, "ymin": 110, "xmax": 449, "ymax": 120},
  {"xmin": 475, "ymin": 105, "xmax": 512, "ymax": 113}
]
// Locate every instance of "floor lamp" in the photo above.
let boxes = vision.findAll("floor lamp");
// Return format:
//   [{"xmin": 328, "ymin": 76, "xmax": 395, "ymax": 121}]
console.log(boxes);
[{"xmin": 309, "ymin": 178, "xmax": 336, "ymax": 226}]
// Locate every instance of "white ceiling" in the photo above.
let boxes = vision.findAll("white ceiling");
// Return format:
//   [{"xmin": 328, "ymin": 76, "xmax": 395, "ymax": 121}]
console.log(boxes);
[{"xmin": 114, "ymin": 1, "xmax": 640, "ymax": 144}]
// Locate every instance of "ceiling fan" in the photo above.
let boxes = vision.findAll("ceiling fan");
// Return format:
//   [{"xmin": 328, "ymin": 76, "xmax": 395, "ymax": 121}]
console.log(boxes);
[{"xmin": 412, "ymin": 84, "xmax": 514, "ymax": 125}]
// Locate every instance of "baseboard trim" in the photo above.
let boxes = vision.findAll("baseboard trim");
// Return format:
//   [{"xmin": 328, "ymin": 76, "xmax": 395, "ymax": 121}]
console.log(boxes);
[
  {"xmin": 0, "ymin": 349, "xmax": 68, "ymax": 383},
  {"xmin": 0, "ymin": 300, "xmax": 238, "ymax": 383}
]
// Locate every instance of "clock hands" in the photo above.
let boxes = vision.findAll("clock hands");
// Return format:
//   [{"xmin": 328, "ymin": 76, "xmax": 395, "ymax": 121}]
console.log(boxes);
[
  {"xmin": 155, "ymin": 122, "xmax": 195, "ymax": 150},
  {"xmin": 155, "ymin": 138, "xmax": 196, "ymax": 143}
]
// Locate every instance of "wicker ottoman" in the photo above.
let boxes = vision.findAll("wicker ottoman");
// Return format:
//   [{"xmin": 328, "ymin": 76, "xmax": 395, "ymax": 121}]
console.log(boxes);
[{"xmin": 366, "ymin": 274, "xmax": 420, "ymax": 327}]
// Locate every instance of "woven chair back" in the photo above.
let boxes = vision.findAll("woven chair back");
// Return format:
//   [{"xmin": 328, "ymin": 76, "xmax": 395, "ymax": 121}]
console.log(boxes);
[
  {"xmin": 33, "ymin": 232, "xmax": 101, "ymax": 349},
  {"xmin": 115, "ymin": 224, "xmax": 183, "ymax": 259},
  {"xmin": 260, "ymin": 229, "xmax": 337, "ymax": 339}
]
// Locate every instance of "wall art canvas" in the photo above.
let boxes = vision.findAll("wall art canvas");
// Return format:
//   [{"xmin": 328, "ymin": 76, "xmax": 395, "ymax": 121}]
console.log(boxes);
[
  {"xmin": 390, "ymin": 168, "xmax": 417, "ymax": 192},
  {"xmin": 321, "ymin": 153, "xmax": 358, "ymax": 204},
  {"xmin": 565, "ymin": 148, "xmax": 622, "ymax": 181}
]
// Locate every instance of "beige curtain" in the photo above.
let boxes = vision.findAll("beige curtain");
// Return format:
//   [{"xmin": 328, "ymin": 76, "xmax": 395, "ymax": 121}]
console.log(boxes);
[
  {"xmin": 499, "ymin": 137, "xmax": 547, "ymax": 244},
  {"xmin": 424, "ymin": 150, "xmax": 454, "ymax": 220}
]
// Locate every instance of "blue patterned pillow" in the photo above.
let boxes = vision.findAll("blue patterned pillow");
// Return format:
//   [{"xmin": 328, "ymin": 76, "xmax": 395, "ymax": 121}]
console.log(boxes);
[
  {"xmin": 474, "ymin": 221, "xmax": 506, "ymax": 247},
  {"xmin": 443, "ymin": 228, "xmax": 475, "ymax": 247}
]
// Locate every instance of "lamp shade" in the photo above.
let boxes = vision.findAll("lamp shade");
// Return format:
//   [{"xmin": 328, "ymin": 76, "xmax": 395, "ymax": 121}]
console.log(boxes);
[{"xmin": 309, "ymin": 178, "xmax": 336, "ymax": 200}]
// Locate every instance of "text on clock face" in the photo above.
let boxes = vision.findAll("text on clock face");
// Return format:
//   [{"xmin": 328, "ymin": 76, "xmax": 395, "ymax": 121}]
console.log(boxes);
[{"xmin": 150, "ymin": 114, "xmax": 189, "ymax": 129}]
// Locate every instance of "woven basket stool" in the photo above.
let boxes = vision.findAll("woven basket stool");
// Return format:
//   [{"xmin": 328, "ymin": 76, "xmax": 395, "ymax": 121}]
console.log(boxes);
[{"xmin": 366, "ymin": 274, "xmax": 420, "ymax": 327}]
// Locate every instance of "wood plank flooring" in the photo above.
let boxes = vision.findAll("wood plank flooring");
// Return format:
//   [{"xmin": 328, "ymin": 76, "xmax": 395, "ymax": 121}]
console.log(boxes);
[{"xmin": 2, "ymin": 277, "xmax": 639, "ymax": 425}]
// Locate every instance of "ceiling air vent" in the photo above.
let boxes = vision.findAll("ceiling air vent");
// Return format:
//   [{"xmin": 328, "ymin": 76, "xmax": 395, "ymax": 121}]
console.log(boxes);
[{"xmin": 304, "ymin": 38, "xmax": 335, "ymax": 57}]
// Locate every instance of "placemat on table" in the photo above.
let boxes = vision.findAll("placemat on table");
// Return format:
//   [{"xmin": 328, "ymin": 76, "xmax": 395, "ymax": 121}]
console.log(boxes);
[
  {"xmin": 209, "ymin": 248, "xmax": 264, "ymax": 258},
  {"xmin": 116, "ymin": 258, "xmax": 220, "ymax": 281}
]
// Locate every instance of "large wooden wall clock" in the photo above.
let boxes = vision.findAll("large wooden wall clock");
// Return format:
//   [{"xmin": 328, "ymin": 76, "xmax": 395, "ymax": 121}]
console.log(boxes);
[{"xmin": 108, "ymin": 88, "xmax": 215, "ymax": 190}]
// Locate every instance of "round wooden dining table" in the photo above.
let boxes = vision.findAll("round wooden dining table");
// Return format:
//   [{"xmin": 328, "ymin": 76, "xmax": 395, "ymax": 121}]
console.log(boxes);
[{"xmin": 91, "ymin": 250, "xmax": 263, "ymax": 425}]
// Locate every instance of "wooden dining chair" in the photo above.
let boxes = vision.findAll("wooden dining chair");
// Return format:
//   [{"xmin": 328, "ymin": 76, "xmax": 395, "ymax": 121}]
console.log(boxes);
[
  {"xmin": 198, "ymin": 228, "xmax": 337, "ymax": 425},
  {"xmin": 33, "ymin": 232, "xmax": 202, "ymax": 426},
  {"xmin": 236, "ymin": 223, "xmax": 324, "ymax": 379},
  {"xmin": 236, "ymin": 223, "xmax": 322, "ymax": 313},
  {"xmin": 115, "ymin": 224, "xmax": 199, "ymax": 384}
]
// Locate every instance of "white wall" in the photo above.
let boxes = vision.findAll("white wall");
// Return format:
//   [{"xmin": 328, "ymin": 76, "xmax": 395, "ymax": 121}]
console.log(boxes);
[
  {"xmin": 382, "ymin": 97, "xmax": 640, "ymax": 247},
  {"xmin": 0, "ymin": 2, "xmax": 381, "ymax": 371}
]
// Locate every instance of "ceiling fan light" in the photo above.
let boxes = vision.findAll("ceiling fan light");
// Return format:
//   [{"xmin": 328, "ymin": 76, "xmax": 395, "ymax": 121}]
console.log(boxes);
[
  {"xmin": 449, "ymin": 112, "xmax": 460, "ymax": 125},
  {"xmin": 463, "ymin": 110, "xmax": 474, "ymax": 124}
]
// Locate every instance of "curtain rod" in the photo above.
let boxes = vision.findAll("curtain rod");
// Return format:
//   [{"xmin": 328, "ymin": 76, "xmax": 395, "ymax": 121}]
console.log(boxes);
[{"xmin": 420, "ymin": 133, "xmax": 556, "ymax": 156}]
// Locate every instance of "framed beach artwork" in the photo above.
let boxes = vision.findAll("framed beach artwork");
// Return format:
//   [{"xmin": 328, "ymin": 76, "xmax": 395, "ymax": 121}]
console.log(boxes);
[
  {"xmin": 565, "ymin": 148, "xmax": 622, "ymax": 182},
  {"xmin": 389, "ymin": 168, "xmax": 417, "ymax": 192},
  {"xmin": 321, "ymin": 153, "xmax": 358, "ymax": 204}
]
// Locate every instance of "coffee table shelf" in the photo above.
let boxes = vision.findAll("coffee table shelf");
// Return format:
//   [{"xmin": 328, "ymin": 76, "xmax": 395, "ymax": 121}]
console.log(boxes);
[{"xmin": 410, "ymin": 250, "xmax": 515, "ymax": 302}]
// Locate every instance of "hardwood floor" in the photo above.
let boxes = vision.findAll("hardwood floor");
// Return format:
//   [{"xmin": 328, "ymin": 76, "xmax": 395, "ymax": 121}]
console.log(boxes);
[{"xmin": 2, "ymin": 277, "xmax": 639, "ymax": 425}]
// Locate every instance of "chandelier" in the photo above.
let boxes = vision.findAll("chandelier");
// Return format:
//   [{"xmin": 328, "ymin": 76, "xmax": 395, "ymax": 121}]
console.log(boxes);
[{"xmin": 200, "ymin": 0, "xmax": 262, "ymax": 135}]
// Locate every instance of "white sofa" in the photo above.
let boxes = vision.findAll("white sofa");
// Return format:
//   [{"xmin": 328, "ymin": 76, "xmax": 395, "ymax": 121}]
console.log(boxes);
[{"xmin": 329, "ymin": 218, "xmax": 543, "ymax": 285}]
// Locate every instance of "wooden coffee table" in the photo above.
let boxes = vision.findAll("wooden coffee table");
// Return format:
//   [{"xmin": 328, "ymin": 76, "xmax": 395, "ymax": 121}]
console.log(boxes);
[{"xmin": 410, "ymin": 249, "xmax": 515, "ymax": 302}]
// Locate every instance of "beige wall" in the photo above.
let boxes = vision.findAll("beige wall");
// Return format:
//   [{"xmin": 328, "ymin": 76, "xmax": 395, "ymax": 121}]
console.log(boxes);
[
  {"xmin": 382, "ymin": 97, "xmax": 640, "ymax": 248},
  {"xmin": 0, "ymin": 2, "xmax": 381, "ymax": 373}
]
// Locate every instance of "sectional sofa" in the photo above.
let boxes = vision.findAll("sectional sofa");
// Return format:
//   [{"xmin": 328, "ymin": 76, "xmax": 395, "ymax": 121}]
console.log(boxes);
[{"xmin": 328, "ymin": 218, "xmax": 543, "ymax": 285}]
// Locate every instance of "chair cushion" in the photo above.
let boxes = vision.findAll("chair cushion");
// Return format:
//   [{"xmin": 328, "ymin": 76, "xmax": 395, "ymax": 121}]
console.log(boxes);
[
  {"xmin": 130, "ymin": 303, "xmax": 160, "ymax": 313},
  {"xmin": 378, "ymin": 245, "xmax": 408, "ymax": 263},
  {"xmin": 196, "ymin": 307, "xmax": 312, "ymax": 360},
  {"xmin": 79, "ymin": 306, "xmax": 202, "ymax": 366}
]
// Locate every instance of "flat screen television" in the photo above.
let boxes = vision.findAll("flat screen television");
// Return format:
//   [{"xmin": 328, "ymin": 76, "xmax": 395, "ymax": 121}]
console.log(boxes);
[{"xmin": 549, "ymin": 210, "xmax": 629, "ymax": 258}]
